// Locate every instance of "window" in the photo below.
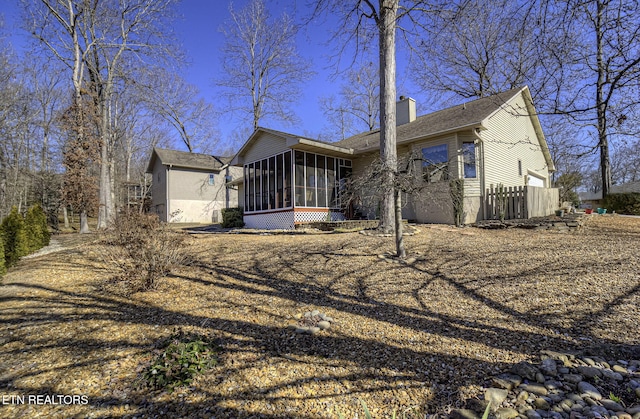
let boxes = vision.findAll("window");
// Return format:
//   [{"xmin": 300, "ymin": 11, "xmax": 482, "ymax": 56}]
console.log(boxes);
[
  {"xmin": 305, "ymin": 153, "xmax": 316, "ymax": 206},
  {"xmin": 462, "ymin": 143, "xmax": 476, "ymax": 178},
  {"xmin": 294, "ymin": 151, "xmax": 305, "ymax": 206},
  {"xmin": 244, "ymin": 151, "xmax": 348, "ymax": 211},
  {"xmin": 422, "ymin": 144, "xmax": 449, "ymax": 182},
  {"xmin": 208, "ymin": 174, "xmax": 215, "ymax": 185}
]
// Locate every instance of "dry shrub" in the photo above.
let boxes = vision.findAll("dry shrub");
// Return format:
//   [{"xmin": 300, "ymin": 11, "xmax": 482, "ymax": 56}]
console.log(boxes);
[{"xmin": 103, "ymin": 211, "xmax": 189, "ymax": 291}]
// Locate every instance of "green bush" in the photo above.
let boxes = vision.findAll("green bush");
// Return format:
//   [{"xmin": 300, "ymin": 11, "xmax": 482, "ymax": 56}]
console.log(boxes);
[
  {"xmin": 144, "ymin": 329, "xmax": 218, "ymax": 391},
  {"xmin": 25, "ymin": 204, "xmax": 51, "ymax": 252},
  {"xmin": 221, "ymin": 207, "xmax": 244, "ymax": 228},
  {"xmin": 1, "ymin": 207, "xmax": 29, "ymax": 268},
  {"xmin": 603, "ymin": 193, "xmax": 640, "ymax": 215},
  {"xmin": 103, "ymin": 210, "xmax": 189, "ymax": 291}
]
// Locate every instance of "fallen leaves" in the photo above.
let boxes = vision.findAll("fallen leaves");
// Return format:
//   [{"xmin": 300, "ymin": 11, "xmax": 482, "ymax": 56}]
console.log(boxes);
[{"xmin": 0, "ymin": 216, "xmax": 638, "ymax": 418}]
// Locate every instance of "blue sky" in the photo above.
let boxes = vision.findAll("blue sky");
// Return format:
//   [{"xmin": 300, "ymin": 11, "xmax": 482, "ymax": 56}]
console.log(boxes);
[{"xmin": 1, "ymin": 0, "xmax": 422, "ymax": 150}]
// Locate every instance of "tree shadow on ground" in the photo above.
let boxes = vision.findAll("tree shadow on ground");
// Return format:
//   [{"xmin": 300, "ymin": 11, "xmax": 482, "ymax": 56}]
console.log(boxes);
[{"xmin": 1, "ymin": 228, "xmax": 638, "ymax": 417}]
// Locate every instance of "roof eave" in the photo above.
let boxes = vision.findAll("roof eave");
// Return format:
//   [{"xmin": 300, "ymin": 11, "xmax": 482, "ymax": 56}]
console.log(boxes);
[
  {"xmin": 351, "ymin": 122, "xmax": 487, "ymax": 154},
  {"xmin": 288, "ymin": 138, "xmax": 354, "ymax": 157}
]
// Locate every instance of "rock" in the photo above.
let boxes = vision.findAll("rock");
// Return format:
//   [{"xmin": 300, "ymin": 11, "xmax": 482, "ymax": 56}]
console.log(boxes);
[
  {"xmin": 558, "ymin": 399, "xmax": 573, "ymax": 412},
  {"xmin": 317, "ymin": 320, "xmax": 330, "ymax": 330},
  {"xmin": 637, "ymin": 387, "xmax": 640, "ymax": 399},
  {"xmin": 600, "ymin": 399, "xmax": 624, "ymax": 411},
  {"xmin": 295, "ymin": 326, "xmax": 309, "ymax": 333},
  {"xmin": 308, "ymin": 326, "xmax": 320, "ymax": 334},
  {"xmin": 577, "ymin": 381, "xmax": 602, "ymax": 401},
  {"xmin": 613, "ymin": 365, "xmax": 628, "ymax": 374},
  {"xmin": 567, "ymin": 393, "xmax": 584, "ymax": 403},
  {"xmin": 564, "ymin": 374, "xmax": 584, "ymax": 384},
  {"xmin": 583, "ymin": 357, "xmax": 596, "ymax": 366},
  {"xmin": 494, "ymin": 407, "xmax": 519, "ymax": 419},
  {"xmin": 616, "ymin": 413, "xmax": 632, "ymax": 419},
  {"xmin": 589, "ymin": 405, "xmax": 609, "ymax": 416},
  {"xmin": 485, "ymin": 388, "xmax": 509, "ymax": 407},
  {"xmin": 601, "ymin": 368, "xmax": 624, "ymax": 381},
  {"xmin": 493, "ymin": 373, "xmax": 523, "ymax": 390},
  {"xmin": 513, "ymin": 361, "xmax": 540, "ymax": 380},
  {"xmin": 293, "ymin": 313, "xmax": 302, "ymax": 320},
  {"xmin": 310, "ymin": 309, "xmax": 320, "ymax": 316},
  {"xmin": 577, "ymin": 366, "xmax": 602, "ymax": 378},
  {"xmin": 548, "ymin": 392, "xmax": 564, "ymax": 403},
  {"xmin": 324, "ymin": 316, "xmax": 334, "ymax": 323},
  {"xmin": 450, "ymin": 408, "xmax": 479, "ymax": 419},
  {"xmin": 525, "ymin": 409, "xmax": 542, "ymax": 419},
  {"xmin": 628, "ymin": 406, "xmax": 640, "ymax": 414},
  {"xmin": 544, "ymin": 380, "xmax": 563, "ymax": 390},
  {"xmin": 541, "ymin": 350, "xmax": 571, "ymax": 365},
  {"xmin": 541, "ymin": 359, "xmax": 558, "ymax": 376},
  {"xmin": 533, "ymin": 398, "xmax": 550, "ymax": 410},
  {"xmin": 536, "ymin": 372, "xmax": 546, "ymax": 383},
  {"xmin": 522, "ymin": 383, "xmax": 549, "ymax": 396}
]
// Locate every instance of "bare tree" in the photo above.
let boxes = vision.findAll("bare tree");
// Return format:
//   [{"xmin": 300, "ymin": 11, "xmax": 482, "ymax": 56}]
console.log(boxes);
[
  {"xmin": 25, "ymin": 0, "xmax": 181, "ymax": 230},
  {"xmin": 320, "ymin": 62, "xmax": 380, "ymax": 140},
  {"xmin": 549, "ymin": 0, "xmax": 640, "ymax": 198},
  {"xmin": 410, "ymin": 0, "xmax": 545, "ymax": 101},
  {"xmin": 312, "ymin": 0, "xmax": 405, "ymax": 255},
  {"xmin": 136, "ymin": 68, "xmax": 219, "ymax": 153},
  {"xmin": 218, "ymin": 0, "xmax": 314, "ymax": 130}
]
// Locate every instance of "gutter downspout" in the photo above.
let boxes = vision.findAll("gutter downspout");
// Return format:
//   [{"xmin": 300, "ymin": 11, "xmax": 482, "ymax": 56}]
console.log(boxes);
[
  {"xmin": 166, "ymin": 164, "xmax": 172, "ymax": 222},
  {"xmin": 473, "ymin": 129, "xmax": 485, "ymax": 221}
]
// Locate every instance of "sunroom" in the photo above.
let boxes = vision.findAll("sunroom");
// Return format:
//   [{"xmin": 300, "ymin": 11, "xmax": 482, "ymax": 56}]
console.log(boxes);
[{"xmin": 231, "ymin": 128, "xmax": 354, "ymax": 229}]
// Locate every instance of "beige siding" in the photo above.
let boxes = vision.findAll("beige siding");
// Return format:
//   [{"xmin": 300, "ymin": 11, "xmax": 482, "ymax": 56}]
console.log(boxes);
[
  {"xmin": 244, "ymin": 132, "xmax": 289, "ymax": 163},
  {"xmin": 482, "ymin": 93, "xmax": 550, "ymax": 191},
  {"xmin": 150, "ymin": 159, "xmax": 168, "ymax": 221},
  {"xmin": 166, "ymin": 166, "xmax": 241, "ymax": 223},
  {"xmin": 409, "ymin": 135, "xmax": 457, "ymax": 224}
]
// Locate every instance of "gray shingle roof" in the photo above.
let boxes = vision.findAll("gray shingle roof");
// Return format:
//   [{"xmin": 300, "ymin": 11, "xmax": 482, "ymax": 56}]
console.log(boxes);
[
  {"xmin": 147, "ymin": 148, "xmax": 232, "ymax": 172},
  {"xmin": 335, "ymin": 87, "xmax": 524, "ymax": 151}
]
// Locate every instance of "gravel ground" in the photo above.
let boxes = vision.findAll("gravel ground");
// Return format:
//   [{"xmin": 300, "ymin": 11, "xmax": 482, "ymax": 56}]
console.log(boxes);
[{"xmin": 0, "ymin": 215, "xmax": 638, "ymax": 418}]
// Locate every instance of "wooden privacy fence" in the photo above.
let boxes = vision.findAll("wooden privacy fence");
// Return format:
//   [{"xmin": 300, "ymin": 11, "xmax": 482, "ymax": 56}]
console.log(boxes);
[{"xmin": 485, "ymin": 185, "xmax": 559, "ymax": 220}]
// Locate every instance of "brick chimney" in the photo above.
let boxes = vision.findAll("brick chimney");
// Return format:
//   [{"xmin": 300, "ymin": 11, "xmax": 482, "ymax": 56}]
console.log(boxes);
[{"xmin": 396, "ymin": 96, "xmax": 416, "ymax": 126}]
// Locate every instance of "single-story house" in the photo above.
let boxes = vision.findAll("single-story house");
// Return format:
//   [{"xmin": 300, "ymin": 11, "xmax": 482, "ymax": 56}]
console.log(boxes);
[
  {"xmin": 230, "ymin": 86, "xmax": 557, "ymax": 229},
  {"xmin": 146, "ymin": 147, "xmax": 242, "ymax": 223},
  {"xmin": 579, "ymin": 181, "xmax": 640, "ymax": 208}
]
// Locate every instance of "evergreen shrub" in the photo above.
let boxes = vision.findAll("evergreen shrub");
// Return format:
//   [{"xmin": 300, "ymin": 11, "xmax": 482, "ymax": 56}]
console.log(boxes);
[
  {"xmin": 1, "ymin": 207, "xmax": 29, "ymax": 267},
  {"xmin": 221, "ymin": 207, "xmax": 244, "ymax": 228}
]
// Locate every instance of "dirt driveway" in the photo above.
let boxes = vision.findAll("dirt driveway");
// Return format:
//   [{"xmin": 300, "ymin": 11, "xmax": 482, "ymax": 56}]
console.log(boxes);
[{"xmin": 0, "ymin": 216, "xmax": 638, "ymax": 418}]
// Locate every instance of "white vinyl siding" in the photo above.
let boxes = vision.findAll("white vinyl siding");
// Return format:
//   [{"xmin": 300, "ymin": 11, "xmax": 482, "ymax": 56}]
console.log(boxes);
[
  {"xmin": 244, "ymin": 132, "xmax": 289, "ymax": 163},
  {"xmin": 482, "ymin": 93, "xmax": 549, "ymax": 190}
]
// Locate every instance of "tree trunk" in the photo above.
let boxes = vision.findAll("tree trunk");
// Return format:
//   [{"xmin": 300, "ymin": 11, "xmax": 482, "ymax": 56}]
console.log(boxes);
[
  {"xmin": 63, "ymin": 206, "xmax": 69, "ymax": 228},
  {"xmin": 595, "ymin": 0, "xmax": 611, "ymax": 199},
  {"xmin": 79, "ymin": 210, "xmax": 90, "ymax": 234},
  {"xmin": 377, "ymin": 0, "xmax": 398, "ymax": 234},
  {"xmin": 394, "ymin": 187, "xmax": 405, "ymax": 258}
]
